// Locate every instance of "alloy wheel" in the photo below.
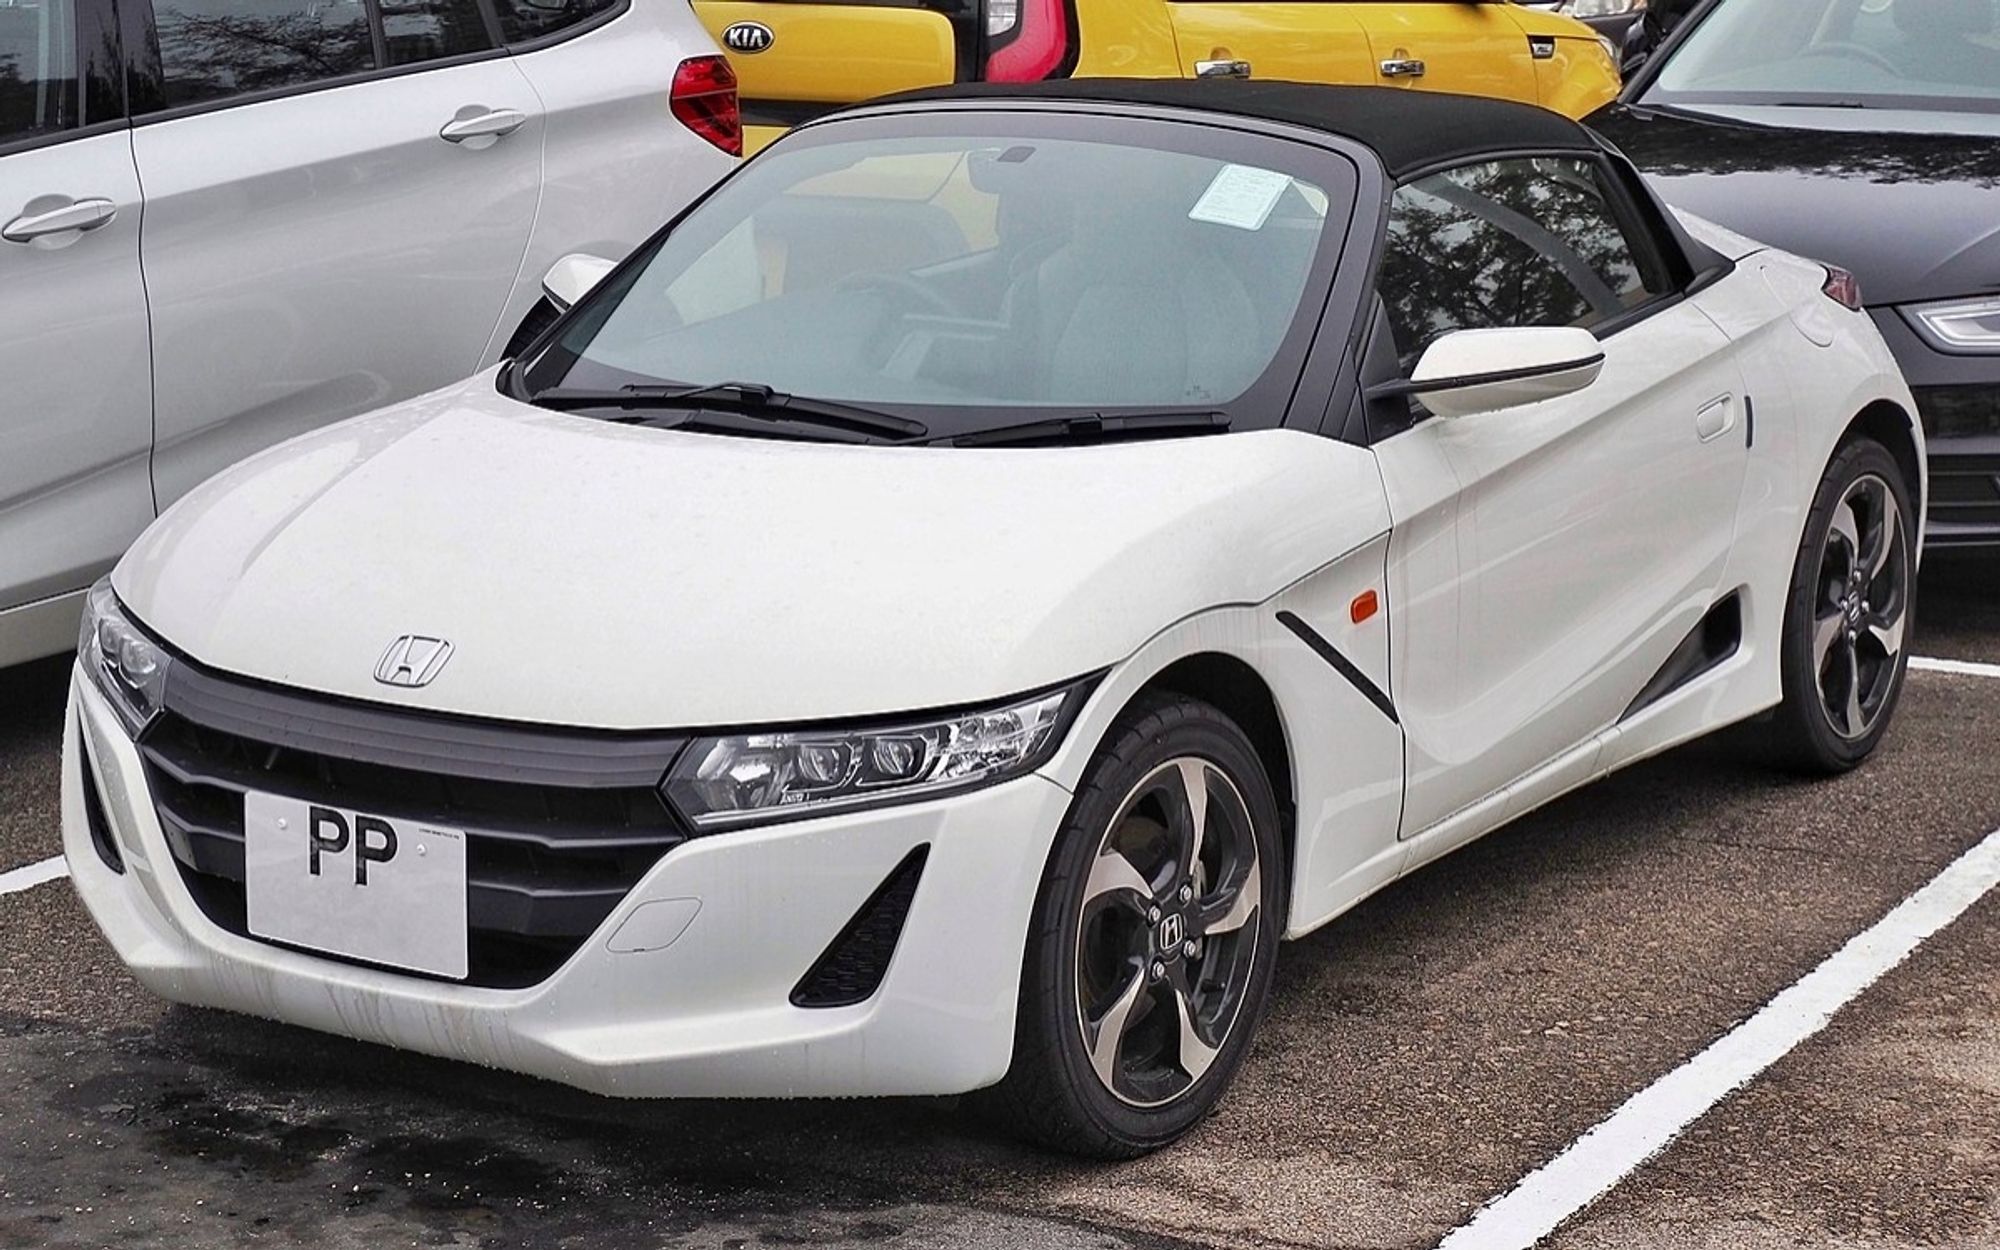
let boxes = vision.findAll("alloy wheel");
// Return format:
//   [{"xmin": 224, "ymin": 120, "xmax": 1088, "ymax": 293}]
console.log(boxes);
[
  {"xmin": 1073, "ymin": 757, "xmax": 1263, "ymax": 1108},
  {"xmin": 1812, "ymin": 472, "xmax": 1910, "ymax": 741}
]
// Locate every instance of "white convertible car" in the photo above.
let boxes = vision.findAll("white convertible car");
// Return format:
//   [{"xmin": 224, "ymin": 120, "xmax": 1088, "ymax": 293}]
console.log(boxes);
[{"xmin": 65, "ymin": 82, "xmax": 1922, "ymax": 1157}]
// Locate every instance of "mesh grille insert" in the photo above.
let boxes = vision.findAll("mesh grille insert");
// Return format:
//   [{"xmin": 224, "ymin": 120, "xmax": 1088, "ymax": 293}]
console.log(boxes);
[{"xmin": 791, "ymin": 845, "xmax": 930, "ymax": 1009}]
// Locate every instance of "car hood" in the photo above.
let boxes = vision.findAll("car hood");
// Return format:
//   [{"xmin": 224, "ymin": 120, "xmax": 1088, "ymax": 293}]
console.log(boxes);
[
  {"xmin": 1592, "ymin": 102, "xmax": 2000, "ymax": 306},
  {"xmin": 116, "ymin": 377, "xmax": 1390, "ymax": 730}
]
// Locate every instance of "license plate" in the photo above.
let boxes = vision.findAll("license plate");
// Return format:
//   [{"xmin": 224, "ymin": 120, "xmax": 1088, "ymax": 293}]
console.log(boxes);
[{"xmin": 244, "ymin": 792, "xmax": 469, "ymax": 980}]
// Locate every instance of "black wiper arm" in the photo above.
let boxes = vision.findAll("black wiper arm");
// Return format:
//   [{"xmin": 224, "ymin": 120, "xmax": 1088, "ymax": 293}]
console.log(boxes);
[
  {"xmin": 951, "ymin": 411, "xmax": 1229, "ymax": 449},
  {"xmin": 531, "ymin": 381, "xmax": 928, "ymax": 441}
]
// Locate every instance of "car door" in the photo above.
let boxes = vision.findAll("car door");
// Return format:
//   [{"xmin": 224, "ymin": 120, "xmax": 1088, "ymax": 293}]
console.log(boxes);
[
  {"xmin": 1160, "ymin": 1, "xmax": 1378, "ymax": 84},
  {"xmin": 0, "ymin": 0, "xmax": 153, "ymax": 644},
  {"xmin": 1344, "ymin": 0, "xmax": 1539, "ymax": 104},
  {"xmin": 1367, "ymin": 154, "xmax": 1752, "ymax": 844},
  {"xmin": 130, "ymin": 0, "xmax": 544, "ymax": 508}
]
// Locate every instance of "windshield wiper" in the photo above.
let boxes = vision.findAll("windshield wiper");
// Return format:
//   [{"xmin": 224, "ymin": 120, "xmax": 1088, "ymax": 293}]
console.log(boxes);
[
  {"xmin": 950, "ymin": 411, "xmax": 1229, "ymax": 449},
  {"xmin": 530, "ymin": 382, "xmax": 928, "ymax": 442}
]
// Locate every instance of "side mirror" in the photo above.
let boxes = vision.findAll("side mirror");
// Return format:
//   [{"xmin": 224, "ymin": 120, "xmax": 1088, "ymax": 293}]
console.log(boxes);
[
  {"xmin": 1622, "ymin": 18, "xmax": 1658, "ymax": 77},
  {"xmin": 1391, "ymin": 327, "xmax": 1605, "ymax": 419},
  {"xmin": 542, "ymin": 253, "xmax": 617, "ymax": 313}
]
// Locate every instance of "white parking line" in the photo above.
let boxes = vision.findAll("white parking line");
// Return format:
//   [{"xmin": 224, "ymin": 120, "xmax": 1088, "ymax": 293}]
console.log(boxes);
[
  {"xmin": 0, "ymin": 855, "xmax": 68, "ymax": 897},
  {"xmin": 1435, "ymin": 825, "xmax": 2000, "ymax": 1250},
  {"xmin": 1912, "ymin": 655, "xmax": 2000, "ymax": 680}
]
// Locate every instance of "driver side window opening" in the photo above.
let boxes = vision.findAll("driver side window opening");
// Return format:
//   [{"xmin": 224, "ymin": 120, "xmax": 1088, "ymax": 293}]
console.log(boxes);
[
  {"xmin": 0, "ymin": 0, "xmax": 79, "ymax": 145},
  {"xmin": 1375, "ymin": 154, "xmax": 1675, "ymax": 373}
]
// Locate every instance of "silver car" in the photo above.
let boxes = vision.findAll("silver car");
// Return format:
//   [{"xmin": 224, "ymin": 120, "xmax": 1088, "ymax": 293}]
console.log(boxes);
[{"xmin": 0, "ymin": 0, "xmax": 738, "ymax": 666}]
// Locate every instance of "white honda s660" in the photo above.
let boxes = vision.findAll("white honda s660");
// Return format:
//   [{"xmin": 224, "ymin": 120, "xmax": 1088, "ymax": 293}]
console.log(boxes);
[{"xmin": 66, "ymin": 82, "xmax": 1923, "ymax": 1157}]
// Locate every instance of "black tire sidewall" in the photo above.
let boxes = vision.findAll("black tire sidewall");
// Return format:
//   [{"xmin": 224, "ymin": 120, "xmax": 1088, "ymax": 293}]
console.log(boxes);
[
  {"xmin": 1778, "ymin": 439, "xmax": 1917, "ymax": 770},
  {"xmin": 1019, "ymin": 698, "xmax": 1284, "ymax": 1153}
]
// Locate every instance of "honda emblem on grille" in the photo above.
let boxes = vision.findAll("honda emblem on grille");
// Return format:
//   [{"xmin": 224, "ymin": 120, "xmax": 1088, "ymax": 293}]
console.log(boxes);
[
  {"xmin": 722, "ymin": 21, "xmax": 775, "ymax": 53},
  {"xmin": 374, "ymin": 635, "xmax": 454, "ymax": 688}
]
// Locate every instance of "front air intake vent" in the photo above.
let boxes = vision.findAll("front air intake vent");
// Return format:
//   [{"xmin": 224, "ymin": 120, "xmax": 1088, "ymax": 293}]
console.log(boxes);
[
  {"xmin": 791, "ymin": 845, "xmax": 930, "ymax": 1009},
  {"xmin": 79, "ymin": 729, "xmax": 125, "ymax": 875}
]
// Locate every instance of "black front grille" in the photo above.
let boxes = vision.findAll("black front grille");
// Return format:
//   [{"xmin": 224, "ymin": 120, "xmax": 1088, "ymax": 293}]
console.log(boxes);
[
  {"xmin": 142, "ymin": 661, "xmax": 691, "ymax": 989},
  {"xmin": 1928, "ymin": 453, "xmax": 2000, "ymax": 535},
  {"xmin": 1912, "ymin": 389, "xmax": 2000, "ymax": 539}
]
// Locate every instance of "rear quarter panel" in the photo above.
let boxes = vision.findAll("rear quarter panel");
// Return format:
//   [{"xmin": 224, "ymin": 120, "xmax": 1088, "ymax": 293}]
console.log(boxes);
[{"xmin": 490, "ymin": 0, "xmax": 739, "ymax": 365}]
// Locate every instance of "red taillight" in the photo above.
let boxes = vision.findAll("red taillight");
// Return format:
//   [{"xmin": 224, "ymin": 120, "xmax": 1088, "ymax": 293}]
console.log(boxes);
[
  {"xmin": 1823, "ymin": 265, "xmax": 1864, "ymax": 312},
  {"xmin": 672, "ymin": 56, "xmax": 742, "ymax": 157},
  {"xmin": 986, "ymin": 0, "xmax": 1068, "ymax": 82}
]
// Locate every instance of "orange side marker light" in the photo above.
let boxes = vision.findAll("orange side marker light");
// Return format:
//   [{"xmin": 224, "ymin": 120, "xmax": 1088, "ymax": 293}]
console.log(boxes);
[{"xmin": 1351, "ymin": 590, "xmax": 1380, "ymax": 625}]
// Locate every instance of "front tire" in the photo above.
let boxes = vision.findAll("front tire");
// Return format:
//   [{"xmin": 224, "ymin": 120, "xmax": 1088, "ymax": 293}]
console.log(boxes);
[
  {"xmin": 1769, "ymin": 437, "xmax": 1917, "ymax": 773},
  {"xmin": 981, "ymin": 695, "xmax": 1282, "ymax": 1158}
]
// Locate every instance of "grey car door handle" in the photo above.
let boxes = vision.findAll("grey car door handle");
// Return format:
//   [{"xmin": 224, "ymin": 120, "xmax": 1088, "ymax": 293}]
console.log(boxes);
[
  {"xmin": 1696, "ymin": 396, "xmax": 1737, "ymax": 443},
  {"xmin": 439, "ymin": 108, "xmax": 529, "ymax": 144},
  {"xmin": 1380, "ymin": 58, "xmax": 1427, "ymax": 79},
  {"xmin": 2, "ymin": 197, "xmax": 117, "ymax": 243},
  {"xmin": 1195, "ymin": 59, "xmax": 1253, "ymax": 79}
]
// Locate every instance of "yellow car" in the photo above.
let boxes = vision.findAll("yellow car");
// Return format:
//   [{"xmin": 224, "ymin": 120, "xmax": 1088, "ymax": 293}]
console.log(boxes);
[{"xmin": 697, "ymin": 0, "xmax": 1621, "ymax": 153}]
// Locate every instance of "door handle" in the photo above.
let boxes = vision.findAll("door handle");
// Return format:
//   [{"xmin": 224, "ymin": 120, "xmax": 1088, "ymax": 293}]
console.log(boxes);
[
  {"xmin": 2, "ymin": 197, "xmax": 117, "ymax": 243},
  {"xmin": 1696, "ymin": 396, "xmax": 1736, "ymax": 443},
  {"xmin": 1195, "ymin": 59, "xmax": 1253, "ymax": 79},
  {"xmin": 1379, "ymin": 58, "xmax": 1427, "ymax": 79},
  {"xmin": 439, "ymin": 108, "xmax": 529, "ymax": 144}
]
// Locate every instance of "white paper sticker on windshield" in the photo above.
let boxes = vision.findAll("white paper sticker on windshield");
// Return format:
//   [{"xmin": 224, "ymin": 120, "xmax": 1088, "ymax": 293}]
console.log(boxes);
[{"xmin": 1189, "ymin": 164, "xmax": 1293, "ymax": 231}]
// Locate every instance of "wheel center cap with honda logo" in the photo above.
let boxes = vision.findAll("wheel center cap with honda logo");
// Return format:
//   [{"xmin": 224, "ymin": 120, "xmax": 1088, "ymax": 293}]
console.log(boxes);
[{"xmin": 721, "ymin": 21, "xmax": 775, "ymax": 54}]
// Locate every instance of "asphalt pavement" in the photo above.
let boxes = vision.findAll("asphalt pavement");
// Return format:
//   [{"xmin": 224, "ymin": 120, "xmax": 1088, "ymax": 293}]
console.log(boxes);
[{"xmin": 0, "ymin": 556, "xmax": 1994, "ymax": 1250}]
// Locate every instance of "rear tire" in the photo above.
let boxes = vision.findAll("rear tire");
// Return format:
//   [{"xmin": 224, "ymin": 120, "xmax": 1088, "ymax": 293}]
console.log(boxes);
[
  {"xmin": 1768, "ymin": 437, "xmax": 1916, "ymax": 773},
  {"xmin": 977, "ymin": 695, "xmax": 1282, "ymax": 1158}
]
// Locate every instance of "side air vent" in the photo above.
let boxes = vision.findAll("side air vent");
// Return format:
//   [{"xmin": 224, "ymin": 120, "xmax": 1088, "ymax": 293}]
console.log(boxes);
[
  {"xmin": 1623, "ymin": 592, "xmax": 1745, "ymax": 722},
  {"xmin": 791, "ymin": 845, "xmax": 930, "ymax": 1009},
  {"xmin": 79, "ymin": 730, "xmax": 125, "ymax": 874}
]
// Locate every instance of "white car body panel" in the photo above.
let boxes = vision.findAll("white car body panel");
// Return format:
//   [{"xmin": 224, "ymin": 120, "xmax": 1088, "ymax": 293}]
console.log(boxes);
[
  {"xmin": 481, "ymin": 1, "xmax": 739, "ymax": 363},
  {"xmin": 67, "ymin": 674, "xmax": 1071, "ymax": 1096},
  {"xmin": 115, "ymin": 375, "xmax": 1394, "ymax": 728},
  {"xmin": 1379, "ymin": 293, "xmax": 1749, "ymax": 841},
  {"xmin": 65, "ymin": 136, "xmax": 1923, "ymax": 1102},
  {"xmin": 0, "ymin": 132, "xmax": 154, "ymax": 612},
  {"xmin": 0, "ymin": 0, "xmax": 736, "ymax": 668},
  {"xmin": 136, "ymin": 59, "xmax": 547, "ymax": 508}
]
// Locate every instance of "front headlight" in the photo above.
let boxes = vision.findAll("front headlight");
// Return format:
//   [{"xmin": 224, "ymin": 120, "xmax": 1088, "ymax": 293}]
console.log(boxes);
[
  {"xmin": 664, "ymin": 684, "xmax": 1087, "ymax": 829},
  {"xmin": 1906, "ymin": 297, "xmax": 2000, "ymax": 354},
  {"xmin": 77, "ymin": 577, "xmax": 174, "ymax": 737}
]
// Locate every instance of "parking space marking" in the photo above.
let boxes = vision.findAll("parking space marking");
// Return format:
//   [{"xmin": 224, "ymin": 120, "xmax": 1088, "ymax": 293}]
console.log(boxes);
[
  {"xmin": 0, "ymin": 855, "xmax": 68, "ymax": 897},
  {"xmin": 1434, "ymin": 825, "xmax": 2000, "ymax": 1250},
  {"xmin": 1912, "ymin": 655, "xmax": 2000, "ymax": 680}
]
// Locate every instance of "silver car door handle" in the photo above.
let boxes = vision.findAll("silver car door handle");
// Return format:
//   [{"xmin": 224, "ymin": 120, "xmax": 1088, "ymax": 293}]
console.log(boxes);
[
  {"xmin": 1696, "ymin": 396, "xmax": 1736, "ymax": 442},
  {"xmin": 1380, "ymin": 58, "xmax": 1427, "ymax": 79},
  {"xmin": 439, "ymin": 108, "xmax": 529, "ymax": 144},
  {"xmin": 1195, "ymin": 59, "xmax": 1253, "ymax": 79},
  {"xmin": 2, "ymin": 197, "xmax": 117, "ymax": 243}
]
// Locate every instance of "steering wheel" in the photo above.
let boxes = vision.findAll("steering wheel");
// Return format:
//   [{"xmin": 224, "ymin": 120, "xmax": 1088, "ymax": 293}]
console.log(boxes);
[
  {"xmin": 837, "ymin": 271, "xmax": 961, "ymax": 319},
  {"xmin": 1799, "ymin": 41, "xmax": 1901, "ymax": 75}
]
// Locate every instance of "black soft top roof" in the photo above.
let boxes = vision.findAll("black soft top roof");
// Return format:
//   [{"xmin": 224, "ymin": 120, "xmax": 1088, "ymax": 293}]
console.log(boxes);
[{"xmin": 870, "ymin": 80, "xmax": 1601, "ymax": 179}]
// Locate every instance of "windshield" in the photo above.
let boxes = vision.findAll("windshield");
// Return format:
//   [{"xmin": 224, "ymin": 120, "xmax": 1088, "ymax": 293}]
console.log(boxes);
[
  {"xmin": 518, "ymin": 111, "xmax": 1355, "ymax": 441},
  {"xmin": 1647, "ymin": 0, "xmax": 2000, "ymax": 111}
]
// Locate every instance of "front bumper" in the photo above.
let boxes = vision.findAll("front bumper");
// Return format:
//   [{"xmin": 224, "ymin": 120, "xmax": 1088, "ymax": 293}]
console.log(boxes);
[
  {"xmin": 1872, "ymin": 308, "xmax": 2000, "ymax": 548},
  {"xmin": 64, "ymin": 670, "xmax": 1075, "ymax": 1097}
]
